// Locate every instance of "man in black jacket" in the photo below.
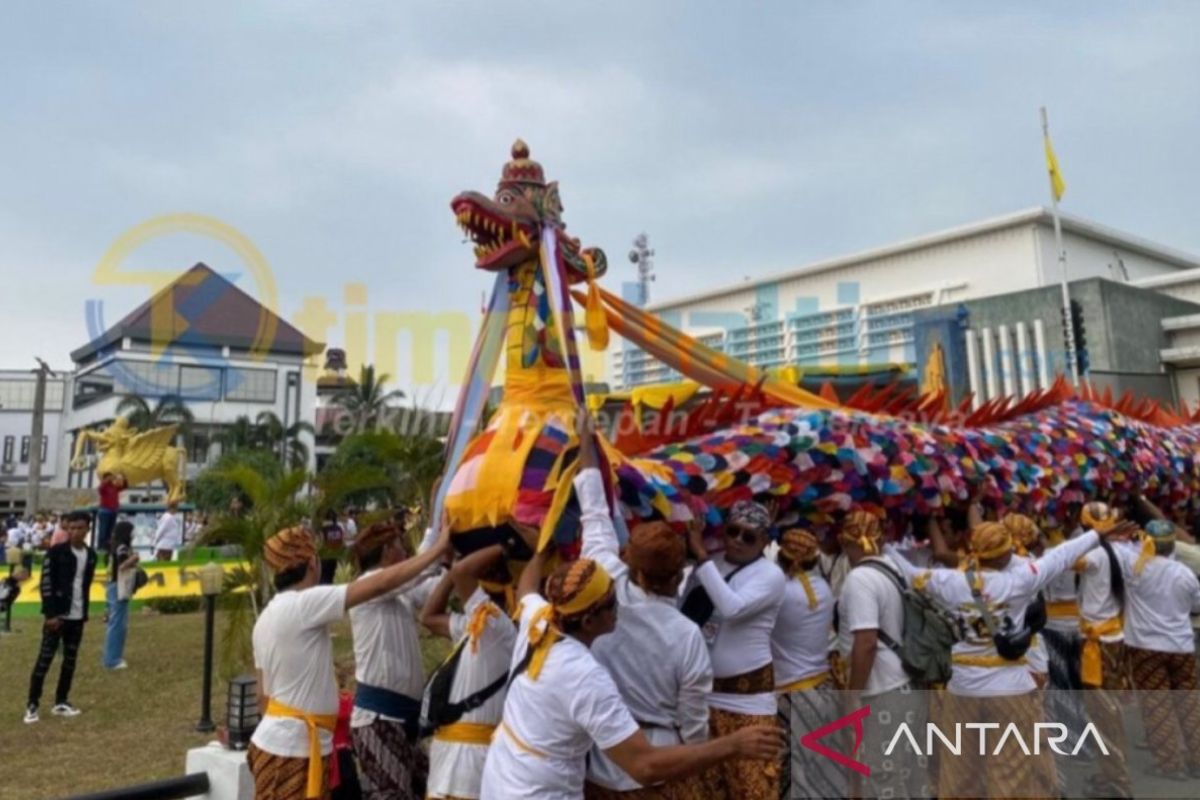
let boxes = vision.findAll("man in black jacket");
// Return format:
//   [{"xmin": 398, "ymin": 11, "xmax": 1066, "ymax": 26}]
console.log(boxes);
[{"xmin": 25, "ymin": 511, "xmax": 97, "ymax": 723}]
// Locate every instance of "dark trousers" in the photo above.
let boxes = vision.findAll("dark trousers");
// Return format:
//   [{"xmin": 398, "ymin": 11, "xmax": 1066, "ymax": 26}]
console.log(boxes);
[
  {"xmin": 97, "ymin": 509, "xmax": 116, "ymax": 557},
  {"xmin": 28, "ymin": 619, "xmax": 85, "ymax": 707}
]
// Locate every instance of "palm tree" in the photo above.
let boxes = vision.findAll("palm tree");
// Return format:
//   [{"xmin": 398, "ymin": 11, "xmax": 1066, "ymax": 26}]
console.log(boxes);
[
  {"xmin": 116, "ymin": 393, "xmax": 195, "ymax": 432},
  {"xmin": 255, "ymin": 411, "xmax": 315, "ymax": 469},
  {"xmin": 332, "ymin": 364, "xmax": 405, "ymax": 432},
  {"xmin": 215, "ymin": 415, "xmax": 264, "ymax": 453}
]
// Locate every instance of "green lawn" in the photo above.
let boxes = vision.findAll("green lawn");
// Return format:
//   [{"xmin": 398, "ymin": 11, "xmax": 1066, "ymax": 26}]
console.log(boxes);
[{"xmin": 0, "ymin": 607, "xmax": 449, "ymax": 800}]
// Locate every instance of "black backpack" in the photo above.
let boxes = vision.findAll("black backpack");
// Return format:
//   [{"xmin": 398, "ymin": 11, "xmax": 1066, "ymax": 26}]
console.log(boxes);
[
  {"xmin": 859, "ymin": 559, "xmax": 959, "ymax": 687},
  {"xmin": 421, "ymin": 638, "xmax": 509, "ymax": 737}
]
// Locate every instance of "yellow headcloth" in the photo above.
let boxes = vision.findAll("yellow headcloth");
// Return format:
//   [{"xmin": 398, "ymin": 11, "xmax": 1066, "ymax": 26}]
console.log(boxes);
[
  {"xmin": 263, "ymin": 527, "xmax": 317, "ymax": 574},
  {"xmin": 1081, "ymin": 502, "xmax": 1118, "ymax": 533},
  {"xmin": 1135, "ymin": 520, "xmax": 1176, "ymax": 576},
  {"xmin": 780, "ymin": 529, "xmax": 820, "ymax": 609},
  {"xmin": 970, "ymin": 521, "xmax": 1014, "ymax": 561},
  {"xmin": 525, "ymin": 559, "xmax": 613, "ymax": 681},
  {"xmin": 1000, "ymin": 513, "xmax": 1039, "ymax": 556},
  {"xmin": 839, "ymin": 511, "xmax": 883, "ymax": 555}
]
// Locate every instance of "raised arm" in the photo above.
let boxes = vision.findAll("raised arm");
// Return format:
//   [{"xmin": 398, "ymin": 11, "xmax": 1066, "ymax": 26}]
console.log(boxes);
[
  {"xmin": 576, "ymin": 466, "xmax": 625, "ymax": 581},
  {"xmin": 345, "ymin": 525, "xmax": 450, "ymax": 610},
  {"xmin": 694, "ymin": 560, "xmax": 782, "ymax": 621},
  {"xmin": 419, "ymin": 572, "xmax": 455, "ymax": 639},
  {"xmin": 928, "ymin": 517, "xmax": 961, "ymax": 568},
  {"xmin": 448, "ymin": 544, "xmax": 506, "ymax": 603},
  {"xmin": 516, "ymin": 545, "xmax": 552, "ymax": 602},
  {"xmin": 1030, "ymin": 529, "xmax": 1100, "ymax": 593}
]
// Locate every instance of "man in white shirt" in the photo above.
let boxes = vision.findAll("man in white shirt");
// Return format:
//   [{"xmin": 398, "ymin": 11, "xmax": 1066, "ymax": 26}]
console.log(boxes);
[
  {"xmin": 577, "ymin": 454, "xmax": 713, "ymax": 800},
  {"xmin": 249, "ymin": 524, "xmax": 449, "ymax": 800},
  {"xmin": 1069, "ymin": 504, "xmax": 1133, "ymax": 797},
  {"xmin": 887, "ymin": 517, "xmax": 1115, "ymax": 799},
  {"xmin": 348, "ymin": 519, "xmax": 443, "ymax": 800},
  {"xmin": 482, "ymin": 529, "xmax": 782, "ymax": 799},
  {"xmin": 420, "ymin": 544, "xmax": 517, "ymax": 800},
  {"xmin": 151, "ymin": 501, "xmax": 182, "ymax": 561},
  {"xmin": 681, "ymin": 498, "xmax": 786, "ymax": 799},
  {"xmin": 24, "ymin": 511, "xmax": 97, "ymax": 723},
  {"xmin": 837, "ymin": 510, "xmax": 929, "ymax": 800},
  {"xmin": 1111, "ymin": 519, "xmax": 1200, "ymax": 779},
  {"xmin": 772, "ymin": 527, "xmax": 840, "ymax": 800}
]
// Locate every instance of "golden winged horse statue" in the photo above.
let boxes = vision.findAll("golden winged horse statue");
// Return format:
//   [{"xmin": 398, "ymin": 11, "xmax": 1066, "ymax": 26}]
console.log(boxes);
[{"xmin": 71, "ymin": 416, "xmax": 187, "ymax": 503}]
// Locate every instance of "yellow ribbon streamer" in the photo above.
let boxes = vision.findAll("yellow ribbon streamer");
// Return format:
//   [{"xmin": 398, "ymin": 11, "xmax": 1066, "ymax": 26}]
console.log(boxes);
[
  {"xmin": 264, "ymin": 699, "xmax": 337, "ymax": 799},
  {"xmin": 466, "ymin": 601, "xmax": 502, "ymax": 654},
  {"xmin": 583, "ymin": 251, "xmax": 609, "ymax": 351},
  {"xmin": 796, "ymin": 572, "xmax": 818, "ymax": 610}
]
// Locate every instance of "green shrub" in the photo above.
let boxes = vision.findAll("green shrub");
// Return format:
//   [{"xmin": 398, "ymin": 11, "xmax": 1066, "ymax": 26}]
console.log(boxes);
[{"xmin": 146, "ymin": 596, "xmax": 204, "ymax": 614}]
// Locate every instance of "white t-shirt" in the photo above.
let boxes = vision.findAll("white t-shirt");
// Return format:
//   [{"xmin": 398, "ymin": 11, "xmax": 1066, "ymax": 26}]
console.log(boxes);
[
  {"xmin": 480, "ymin": 594, "xmax": 639, "ymax": 800},
  {"xmin": 837, "ymin": 556, "xmax": 910, "ymax": 697},
  {"xmin": 349, "ymin": 568, "xmax": 439, "ymax": 727},
  {"xmin": 887, "ymin": 532, "xmax": 1099, "ymax": 697},
  {"xmin": 818, "ymin": 550, "xmax": 850, "ymax": 598},
  {"xmin": 1111, "ymin": 546, "xmax": 1200, "ymax": 654},
  {"xmin": 7, "ymin": 527, "xmax": 24, "ymax": 548},
  {"xmin": 1078, "ymin": 545, "xmax": 1123, "ymax": 642},
  {"xmin": 771, "ymin": 569, "xmax": 835, "ymax": 687},
  {"xmin": 251, "ymin": 585, "xmax": 347, "ymax": 758},
  {"xmin": 427, "ymin": 590, "xmax": 516, "ymax": 800},
  {"xmin": 574, "ymin": 468, "xmax": 713, "ymax": 791},
  {"xmin": 153, "ymin": 512, "xmax": 182, "ymax": 552},
  {"xmin": 691, "ymin": 555, "xmax": 786, "ymax": 715},
  {"xmin": 1043, "ymin": 528, "xmax": 1082, "ymax": 633},
  {"xmin": 65, "ymin": 547, "xmax": 87, "ymax": 621}
]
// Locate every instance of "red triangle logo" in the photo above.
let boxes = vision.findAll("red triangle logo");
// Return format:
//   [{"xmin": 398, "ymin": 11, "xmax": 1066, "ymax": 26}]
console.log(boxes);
[{"xmin": 799, "ymin": 704, "xmax": 871, "ymax": 776}]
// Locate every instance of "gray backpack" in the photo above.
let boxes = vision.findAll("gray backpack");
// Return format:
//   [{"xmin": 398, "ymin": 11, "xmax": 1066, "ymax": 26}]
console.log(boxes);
[{"xmin": 858, "ymin": 559, "xmax": 959, "ymax": 687}]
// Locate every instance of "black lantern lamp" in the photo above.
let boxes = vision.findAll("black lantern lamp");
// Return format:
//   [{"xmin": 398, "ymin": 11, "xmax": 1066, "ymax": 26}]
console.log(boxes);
[{"xmin": 226, "ymin": 675, "xmax": 260, "ymax": 749}]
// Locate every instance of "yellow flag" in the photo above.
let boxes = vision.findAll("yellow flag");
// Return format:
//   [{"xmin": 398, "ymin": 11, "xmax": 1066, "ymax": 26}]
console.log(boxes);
[{"xmin": 1044, "ymin": 134, "xmax": 1066, "ymax": 201}]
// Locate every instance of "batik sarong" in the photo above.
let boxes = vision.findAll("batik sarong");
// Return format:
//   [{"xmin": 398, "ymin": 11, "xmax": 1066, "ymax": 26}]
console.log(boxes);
[
  {"xmin": 247, "ymin": 743, "xmax": 330, "ymax": 800},
  {"xmin": 937, "ymin": 692, "xmax": 1056, "ymax": 800},
  {"xmin": 1127, "ymin": 646, "xmax": 1200, "ymax": 776},
  {"xmin": 350, "ymin": 717, "xmax": 428, "ymax": 800},
  {"xmin": 705, "ymin": 707, "xmax": 781, "ymax": 800},
  {"xmin": 777, "ymin": 681, "xmax": 846, "ymax": 799}
]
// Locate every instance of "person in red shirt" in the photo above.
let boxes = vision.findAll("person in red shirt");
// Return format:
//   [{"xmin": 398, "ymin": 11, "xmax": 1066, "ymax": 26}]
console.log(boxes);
[{"xmin": 96, "ymin": 472, "xmax": 125, "ymax": 557}]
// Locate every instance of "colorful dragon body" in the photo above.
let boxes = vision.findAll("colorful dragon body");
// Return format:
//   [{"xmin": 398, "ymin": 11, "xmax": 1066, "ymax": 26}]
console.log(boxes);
[{"xmin": 439, "ymin": 142, "xmax": 1200, "ymax": 555}]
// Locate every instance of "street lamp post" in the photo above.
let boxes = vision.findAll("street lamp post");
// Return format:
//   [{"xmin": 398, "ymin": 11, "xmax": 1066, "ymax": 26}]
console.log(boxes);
[
  {"xmin": 3, "ymin": 547, "xmax": 21, "ymax": 633},
  {"xmin": 195, "ymin": 562, "xmax": 224, "ymax": 733}
]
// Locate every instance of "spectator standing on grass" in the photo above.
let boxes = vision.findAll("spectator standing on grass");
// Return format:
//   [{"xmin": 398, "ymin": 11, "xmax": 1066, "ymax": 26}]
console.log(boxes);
[
  {"xmin": 25, "ymin": 511, "xmax": 97, "ymax": 723},
  {"xmin": 102, "ymin": 521, "xmax": 139, "ymax": 670},
  {"xmin": 152, "ymin": 501, "xmax": 182, "ymax": 561}
]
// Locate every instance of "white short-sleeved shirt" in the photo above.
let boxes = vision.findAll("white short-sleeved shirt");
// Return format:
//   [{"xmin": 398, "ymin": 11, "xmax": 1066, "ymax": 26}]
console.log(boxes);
[
  {"xmin": 771, "ymin": 570, "xmax": 835, "ymax": 687},
  {"xmin": 1043, "ymin": 528, "xmax": 1082, "ymax": 633},
  {"xmin": 251, "ymin": 585, "xmax": 348, "ymax": 757},
  {"xmin": 1111, "ymin": 546, "xmax": 1200, "ymax": 654},
  {"xmin": 1078, "ymin": 545, "xmax": 1123, "ymax": 642},
  {"xmin": 427, "ymin": 590, "xmax": 516, "ymax": 800},
  {"xmin": 574, "ymin": 468, "xmax": 713, "ymax": 791},
  {"xmin": 349, "ymin": 568, "xmax": 439, "ymax": 727},
  {"xmin": 836, "ymin": 556, "xmax": 910, "ymax": 697},
  {"xmin": 887, "ymin": 532, "xmax": 1099, "ymax": 697},
  {"xmin": 480, "ymin": 594, "xmax": 639, "ymax": 800},
  {"xmin": 1008, "ymin": 555, "xmax": 1048, "ymax": 675}
]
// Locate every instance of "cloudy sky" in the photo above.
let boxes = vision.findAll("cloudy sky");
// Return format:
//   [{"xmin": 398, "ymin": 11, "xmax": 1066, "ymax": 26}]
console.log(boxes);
[{"xmin": 2, "ymin": 2, "xmax": 1198, "ymax": 398}]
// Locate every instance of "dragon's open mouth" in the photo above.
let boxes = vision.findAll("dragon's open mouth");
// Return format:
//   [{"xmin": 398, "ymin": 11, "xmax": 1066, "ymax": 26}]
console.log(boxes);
[{"xmin": 451, "ymin": 196, "xmax": 535, "ymax": 271}]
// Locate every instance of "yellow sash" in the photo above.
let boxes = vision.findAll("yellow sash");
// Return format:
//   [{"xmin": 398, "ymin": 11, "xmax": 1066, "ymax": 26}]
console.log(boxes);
[
  {"xmin": 1079, "ymin": 616, "xmax": 1123, "ymax": 687},
  {"xmin": 264, "ymin": 699, "xmax": 337, "ymax": 799},
  {"xmin": 1046, "ymin": 599, "xmax": 1079, "ymax": 619},
  {"xmin": 776, "ymin": 671, "xmax": 831, "ymax": 694},
  {"xmin": 434, "ymin": 721, "xmax": 496, "ymax": 746},
  {"xmin": 952, "ymin": 652, "xmax": 1026, "ymax": 668}
]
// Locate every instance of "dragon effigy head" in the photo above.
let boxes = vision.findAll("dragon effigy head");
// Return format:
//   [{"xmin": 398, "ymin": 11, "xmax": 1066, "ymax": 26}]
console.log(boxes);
[{"xmin": 451, "ymin": 139, "xmax": 606, "ymax": 282}]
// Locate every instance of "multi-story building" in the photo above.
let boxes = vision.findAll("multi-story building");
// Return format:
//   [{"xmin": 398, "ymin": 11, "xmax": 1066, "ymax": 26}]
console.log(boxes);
[
  {"xmin": 0, "ymin": 369, "xmax": 68, "ymax": 512},
  {"xmin": 612, "ymin": 207, "xmax": 1200, "ymax": 390}
]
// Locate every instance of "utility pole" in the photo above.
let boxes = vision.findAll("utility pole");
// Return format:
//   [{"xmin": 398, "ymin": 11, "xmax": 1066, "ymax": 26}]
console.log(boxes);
[
  {"xmin": 1040, "ymin": 107, "xmax": 1079, "ymax": 386},
  {"xmin": 26, "ymin": 358, "xmax": 53, "ymax": 514}
]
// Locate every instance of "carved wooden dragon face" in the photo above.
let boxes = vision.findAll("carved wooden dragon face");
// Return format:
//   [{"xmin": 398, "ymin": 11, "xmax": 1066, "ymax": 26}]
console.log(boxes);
[{"xmin": 450, "ymin": 143, "xmax": 606, "ymax": 283}]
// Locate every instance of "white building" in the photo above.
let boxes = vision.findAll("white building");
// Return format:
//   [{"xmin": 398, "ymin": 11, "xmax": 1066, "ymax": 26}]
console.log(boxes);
[
  {"xmin": 0, "ymin": 369, "xmax": 68, "ymax": 512},
  {"xmin": 0, "ymin": 263, "xmax": 324, "ymax": 512},
  {"xmin": 613, "ymin": 207, "xmax": 1200, "ymax": 389}
]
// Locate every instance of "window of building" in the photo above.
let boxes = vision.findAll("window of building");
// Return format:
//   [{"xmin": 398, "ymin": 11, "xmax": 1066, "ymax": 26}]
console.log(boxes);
[
  {"xmin": 189, "ymin": 432, "xmax": 211, "ymax": 464},
  {"xmin": 178, "ymin": 365, "xmax": 223, "ymax": 400},
  {"xmin": 19, "ymin": 436, "xmax": 49, "ymax": 464},
  {"xmin": 225, "ymin": 368, "xmax": 277, "ymax": 402},
  {"xmin": 73, "ymin": 371, "xmax": 115, "ymax": 408},
  {"xmin": 116, "ymin": 361, "xmax": 181, "ymax": 396},
  {"xmin": 2, "ymin": 436, "xmax": 13, "ymax": 463}
]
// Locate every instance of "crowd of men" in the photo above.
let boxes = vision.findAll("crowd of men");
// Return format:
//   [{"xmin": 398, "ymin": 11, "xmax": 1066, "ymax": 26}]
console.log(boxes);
[{"xmin": 246, "ymin": 431, "xmax": 1200, "ymax": 800}]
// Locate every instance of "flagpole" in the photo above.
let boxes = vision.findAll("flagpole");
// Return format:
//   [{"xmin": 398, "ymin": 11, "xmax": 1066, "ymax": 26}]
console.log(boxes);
[{"xmin": 1041, "ymin": 106, "xmax": 1079, "ymax": 386}]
